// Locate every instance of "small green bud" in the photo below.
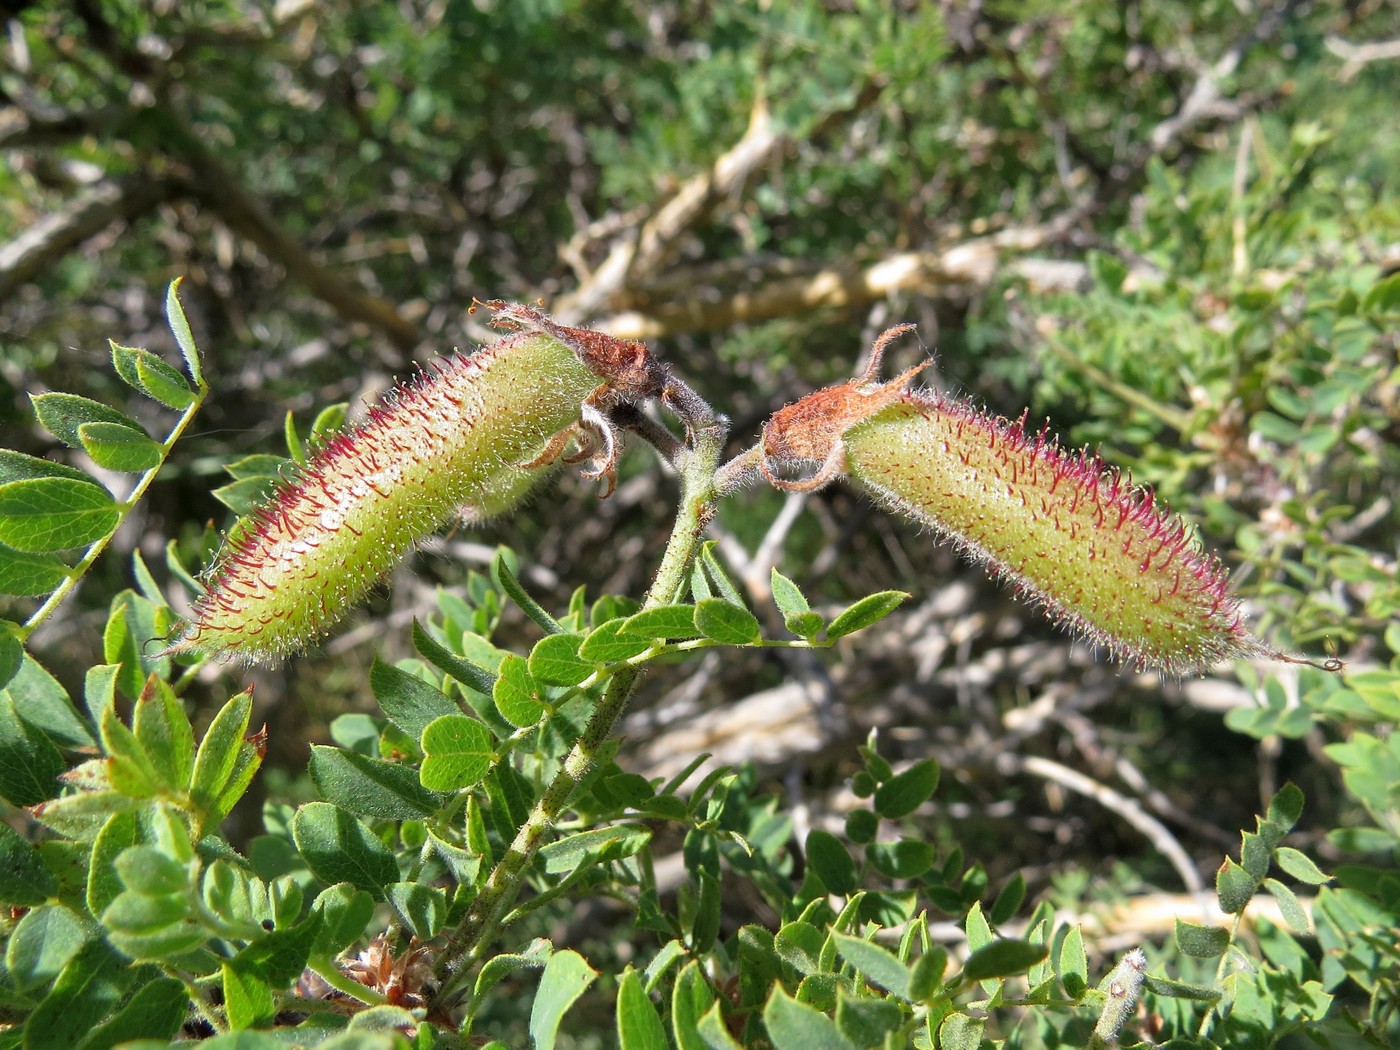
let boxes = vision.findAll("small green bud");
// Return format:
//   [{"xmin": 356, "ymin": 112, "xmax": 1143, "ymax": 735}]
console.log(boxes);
[{"xmin": 1092, "ymin": 948, "xmax": 1148, "ymax": 1047}]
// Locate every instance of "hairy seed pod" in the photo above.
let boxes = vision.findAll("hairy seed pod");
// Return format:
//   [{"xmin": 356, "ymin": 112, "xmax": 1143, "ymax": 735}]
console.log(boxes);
[
  {"xmin": 760, "ymin": 326, "xmax": 1269, "ymax": 674},
  {"xmin": 846, "ymin": 394, "xmax": 1263, "ymax": 672},
  {"xmin": 170, "ymin": 306, "xmax": 668, "ymax": 662}
]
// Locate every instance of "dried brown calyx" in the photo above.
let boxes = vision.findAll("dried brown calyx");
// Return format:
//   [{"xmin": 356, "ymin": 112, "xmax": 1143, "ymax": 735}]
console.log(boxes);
[{"xmin": 760, "ymin": 323, "xmax": 930, "ymax": 492}]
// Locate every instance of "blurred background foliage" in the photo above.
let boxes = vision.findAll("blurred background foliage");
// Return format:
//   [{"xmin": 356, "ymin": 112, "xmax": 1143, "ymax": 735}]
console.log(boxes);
[{"xmin": 2, "ymin": 0, "xmax": 1398, "ymax": 1038}]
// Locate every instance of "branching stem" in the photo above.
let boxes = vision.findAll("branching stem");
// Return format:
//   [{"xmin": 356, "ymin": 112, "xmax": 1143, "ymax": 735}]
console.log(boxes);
[
  {"xmin": 430, "ymin": 385, "xmax": 727, "ymax": 1013},
  {"xmin": 18, "ymin": 379, "xmax": 209, "ymax": 643}
]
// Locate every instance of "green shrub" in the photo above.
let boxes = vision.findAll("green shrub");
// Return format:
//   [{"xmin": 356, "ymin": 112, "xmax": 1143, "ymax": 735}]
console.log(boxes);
[{"xmin": 1, "ymin": 276, "xmax": 1395, "ymax": 1050}]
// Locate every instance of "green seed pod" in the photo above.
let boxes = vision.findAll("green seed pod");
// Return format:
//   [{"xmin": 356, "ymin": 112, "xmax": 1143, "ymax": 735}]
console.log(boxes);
[
  {"xmin": 846, "ymin": 394, "xmax": 1264, "ymax": 672},
  {"xmin": 170, "ymin": 305, "xmax": 668, "ymax": 662},
  {"xmin": 456, "ymin": 458, "xmax": 564, "ymax": 527},
  {"xmin": 760, "ymin": 325, "xmax": 1271, "ymax": 674}
]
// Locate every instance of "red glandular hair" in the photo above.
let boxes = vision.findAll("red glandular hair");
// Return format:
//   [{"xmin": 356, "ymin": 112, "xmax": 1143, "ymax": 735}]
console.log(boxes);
[
  {"xmin": 169, "ymin": 305, "xmax": 669, "ymax": 663},
  {"xmin": 759, "ymin": 325, "xmax": 1275, "ymax": 675},
  {"xmin": 845, "ymin": 391, "xmax": 1262, "ymax": 674}
]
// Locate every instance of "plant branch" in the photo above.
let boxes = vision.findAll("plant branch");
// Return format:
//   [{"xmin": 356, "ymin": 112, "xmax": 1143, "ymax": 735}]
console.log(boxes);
[
  {"xmin": 176, "ymin": 141, "xmax": 420, "ymax": 354},
  {"xmin": 1326, "ymin": 33, "xmax": 1400, "ymax": 82},
  {"xmin": 997, "ymin": 752, "xmax": 1209, "ymax": 904},
  {"xmin": 592, "ymin": 213, "xmax": 1086, "ymax": 341},
  {"xmin": 555, "ymin": 98, "xmax": 782, "ymax": 323},
  {"xmin": 0, "ymin": 175, "xmax": 177, "ymax": 301},
  {"xmin": 555, "ymin": 78, "xmax": 885, "ymax": 324},
  {"xmin": 1040, "ymin": 339, "xmax": 1199, "ymax": 438},
  {"xmin": 1140, "ymin": 1, "xmax": 1300, "ymax": 163},
  {"xmin": 0, "ymin": 102, "xmax": 129, "ymax": 150}
]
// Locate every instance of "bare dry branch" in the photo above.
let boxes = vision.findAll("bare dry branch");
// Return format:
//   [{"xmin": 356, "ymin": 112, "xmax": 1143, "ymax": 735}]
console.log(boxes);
[
  {"xmin": 1326, "ymin": 34, "xmax": 1400, "ymax": 82},
  {"xmin": 0, "ymin": 103, "xmax": 126, "ymax": 149},
  {"xmin": 181, "ymin": 145, "xmax": 420, "ymax": 354},
  {"xmin": 594, "ymin": 214, "xmax": 1086, "ymax": 340},
  {"xmin": 1, "ymin": 102, "xmax": 419, "ymax": 351},
  {"xmin": 1144, "ymin": 2, "xmax": 1298, "ymax": 160},
  {"xmin": 1058, "ymin": 890, "xmax": 1312, "ymax": 946},
  {"xmin": 555, "ymin": 98, "xmax": 783, "ymax": 323},
  {"xmin": 0, "ymin": 175, "xmax": 175, "ymax": 301},
  {"xmin": 625, "ymin": 678, "xmax": 834, "ymax": 782},
  {"xmin": 998, "ymin": 752, "xmax": 1210, "ymax": 902}
]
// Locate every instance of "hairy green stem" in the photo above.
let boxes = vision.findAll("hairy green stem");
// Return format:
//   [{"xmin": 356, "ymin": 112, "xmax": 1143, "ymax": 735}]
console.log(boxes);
[
  {"xmin": 430, "ymin": 403, "xmax": 726, "ymax": 1013},
  {"xmin": 1195, "ymin": 914, "xmax": 1244, "ymax": 1041},
  {"xmin": 1090, "ymin": 947, "xmax": 1148, "ymax": 1048}
]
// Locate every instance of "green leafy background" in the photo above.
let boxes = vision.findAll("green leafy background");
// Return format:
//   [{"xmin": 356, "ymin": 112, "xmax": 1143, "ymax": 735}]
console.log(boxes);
[{"xmin": 1, "ymin": 1, "xmax": 1397, "ymax": 1047}]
